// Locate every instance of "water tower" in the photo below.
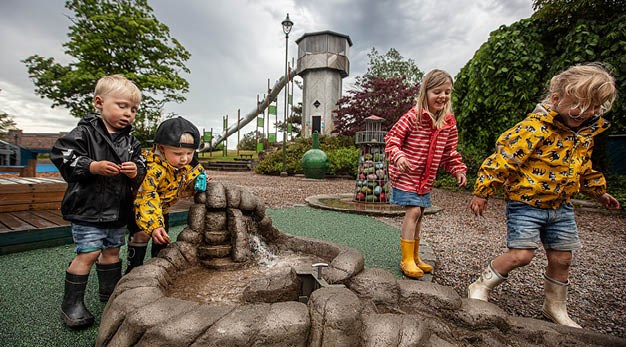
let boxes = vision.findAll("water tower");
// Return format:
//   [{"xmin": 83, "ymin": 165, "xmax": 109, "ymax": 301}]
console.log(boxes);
[{"xmin": 295, "ymin": 31, "xmax": 352, "ymax": 137}]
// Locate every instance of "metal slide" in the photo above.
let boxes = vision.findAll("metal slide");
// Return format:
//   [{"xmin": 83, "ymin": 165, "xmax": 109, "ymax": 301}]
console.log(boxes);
[{"xmin": 200, "ymin": 68, "xmax": 294, "ymax": 152}]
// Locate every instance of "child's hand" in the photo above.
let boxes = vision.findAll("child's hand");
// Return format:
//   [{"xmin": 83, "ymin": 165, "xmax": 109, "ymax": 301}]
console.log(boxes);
[
  {"xmin": 598, "ymin": 193, "xmax": 621, "ymax": 210},
  {"xmin": 89, "ymin": 160, "xmax": 120, "ymax": 176},
  {"xmin": 470, "ymin": 196, "xmax": 488, "ymax": 216},
  {"xmin": 151, "ymin": 228, "xmax": 171, "ymax": 245},
  {"xmin": 396, "ymin": 157, "xmax": 411, "ymax": 173},
  {"xmin": 119, "ymin": 161, "xmax": 138, "ymax": 179},
  {"xmin": 455, "ymin": 172, "xmax": 467, "ymax": 188}
]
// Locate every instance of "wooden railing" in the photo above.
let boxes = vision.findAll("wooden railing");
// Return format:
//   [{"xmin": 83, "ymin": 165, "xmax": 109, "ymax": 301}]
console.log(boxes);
[{"xmin": 0, "ymin": 159, "xmax": 37, "ymax": 177}]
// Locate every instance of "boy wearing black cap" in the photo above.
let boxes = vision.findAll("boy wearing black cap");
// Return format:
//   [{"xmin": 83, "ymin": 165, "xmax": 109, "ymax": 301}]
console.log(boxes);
[{"xmin": 126, "ymin": 116, "xmax": 205, "ymax": 274}]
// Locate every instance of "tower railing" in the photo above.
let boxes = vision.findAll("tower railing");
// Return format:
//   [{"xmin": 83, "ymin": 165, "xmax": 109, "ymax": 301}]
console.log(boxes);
[{"xmin": 355, "ymin": 131, "xmax": 386, "ymax": 145}]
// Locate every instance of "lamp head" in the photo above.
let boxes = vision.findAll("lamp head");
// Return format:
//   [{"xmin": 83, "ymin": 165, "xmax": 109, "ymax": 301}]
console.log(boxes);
[{"xmin": 282, "ymin": 13, "xmax": 293, "ymax": 35}]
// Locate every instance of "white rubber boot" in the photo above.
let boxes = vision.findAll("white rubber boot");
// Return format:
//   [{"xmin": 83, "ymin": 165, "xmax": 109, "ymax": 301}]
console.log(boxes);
[
  {"xmin": 542, "ymin": 274, "xmax": 582, "ymax": 328},
  {"xmin": 468, "ymin": 262, "xmax": 508, "ymax": 301}
]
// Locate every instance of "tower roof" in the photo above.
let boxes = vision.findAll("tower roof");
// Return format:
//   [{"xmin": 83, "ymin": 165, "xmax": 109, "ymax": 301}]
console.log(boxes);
[
  {"xmin": 295, "ymin": 30, "xmax": 353, "ymax": 46},
  {"xmin": 365, "ymin": 115, "xmax": 384, "ymax": 121}
]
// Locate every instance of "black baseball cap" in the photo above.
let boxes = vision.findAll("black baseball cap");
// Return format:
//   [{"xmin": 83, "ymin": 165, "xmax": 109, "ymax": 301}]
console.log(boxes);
[{"xmin": 154, "ymin": 116, "xmax": 200, "ymax": 149}]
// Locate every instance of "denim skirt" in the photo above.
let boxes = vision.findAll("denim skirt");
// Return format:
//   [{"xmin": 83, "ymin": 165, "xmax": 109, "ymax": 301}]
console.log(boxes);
[{"xmin": 390, "ymin": 187, "xmax": 431, "ymax": 208}]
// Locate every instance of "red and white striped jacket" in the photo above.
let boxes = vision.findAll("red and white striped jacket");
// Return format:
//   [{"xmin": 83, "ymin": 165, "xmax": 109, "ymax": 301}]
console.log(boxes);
[{"xmin": 384, "ymin": 107, "xmax": 467, "ymax": 194}]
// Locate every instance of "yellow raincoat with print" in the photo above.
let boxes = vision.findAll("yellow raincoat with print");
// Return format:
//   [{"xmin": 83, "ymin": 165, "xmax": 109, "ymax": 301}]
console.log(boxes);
[
  {"xmin": 134, "ymin": 150, "xmax": 204, "ymax": 235},
  {"xmin": 473, "ymin": 104, "xmax": 610, "ymax": 209}
]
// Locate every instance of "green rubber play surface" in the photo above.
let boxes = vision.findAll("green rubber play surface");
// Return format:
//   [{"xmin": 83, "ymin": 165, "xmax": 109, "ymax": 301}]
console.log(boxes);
[{"xmin": 0, "ymin": 207, "xmax": 401, "ymax": 346}]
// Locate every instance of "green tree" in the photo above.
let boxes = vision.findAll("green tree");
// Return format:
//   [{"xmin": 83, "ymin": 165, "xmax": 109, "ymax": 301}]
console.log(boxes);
[
  {"xmin": 0, "ymin": 90, "xmax": 18, "ymax": 134},
  {"xmin": 0, "ymin": 112, "xmax": 17, "ymax": 134},
  {"xmin": 22, "ymin": 0, "xmax": 191, "ymax": 145},
  {"xmin": 334, "ymin": 76, "xmax": 419, "ymax": 136},
  {"xmin": 276, "ymin": 101, "xmax": 303, "ymax": 138},
  {"xmin": 333, "ymin": 48, "xmax": 423, "ymax": 136},
  {"xmin": 356, "ymin": 48, "xmax": 423, "ymax": 88},
  {"xmin": 453, "ymin": 19, "xmax": 546, "ymax": 156},
  {"xmin": 238, "ymin": 131, "xmax": 260, "ymax": 151},
  {"xmin": 454, "ymin": 0, "xmax": 626, "ymax": 167}
]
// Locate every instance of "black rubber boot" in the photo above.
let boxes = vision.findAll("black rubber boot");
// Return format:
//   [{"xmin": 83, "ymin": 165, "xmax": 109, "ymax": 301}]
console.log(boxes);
[
  {"xmin": 151, "ymin": 241, "xmax": 168, "ymax": 258},
  {"xmin": 125, "ymin": 243, "xmax": 147, "ymax": 275},
  {"xmin": 60, "ymin": 271, "xmax": 94, "ymax": 329},
  {"xmin": 96, "ymin": 261, "xmax": 122, "ymax": 302}
]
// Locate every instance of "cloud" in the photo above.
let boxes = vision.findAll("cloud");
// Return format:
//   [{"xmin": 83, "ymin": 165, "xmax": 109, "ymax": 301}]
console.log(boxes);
[
  {"xmin": 0, "ymin": 80, "xmax": 76, "ymax": 132},
  {"xmin": 0, "ymin": 0, "xmax": 534, "ymax": 138}
]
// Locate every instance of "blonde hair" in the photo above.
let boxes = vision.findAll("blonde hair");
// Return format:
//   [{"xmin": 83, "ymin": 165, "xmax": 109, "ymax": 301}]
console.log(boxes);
[
  {"xmin": 94, "ymin": 74, "xmax": 142, "ymax": 104},
  {"xmin": 179, "ymin": 133, "xmax": 195, "ymax": 145},
  {"xmin": 154, "ymin": 133, "xmax": 195, "ymax": 158},
  {"xmin": 542, "ymin": 62, "xmax": 617, "ymax": 115},
  {"xmin": 415, "ymin": 69, "xmax": 454, "ymax": 129}
]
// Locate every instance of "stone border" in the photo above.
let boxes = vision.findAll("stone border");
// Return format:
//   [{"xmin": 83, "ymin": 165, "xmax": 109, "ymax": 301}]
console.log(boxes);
[
  {"xmin": 95, "ymin": 183, "xmax": 626, "ymax": 346},
  {"xmin": 305, "ymin": 193, "xmax": 443, "ymax": 216}
]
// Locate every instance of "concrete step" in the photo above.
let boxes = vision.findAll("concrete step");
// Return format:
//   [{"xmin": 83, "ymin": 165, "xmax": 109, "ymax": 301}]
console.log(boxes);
[
  {"xmin": 201, "ymin": 161, "xmax": 251, "ymax": 172},
  {"xmin": 199, "ymin": 257, "xmax": 246, "ymax": 271},
  {"xmin": 198, "ymin": 244, "xmax": 232, "ymax": 258}
]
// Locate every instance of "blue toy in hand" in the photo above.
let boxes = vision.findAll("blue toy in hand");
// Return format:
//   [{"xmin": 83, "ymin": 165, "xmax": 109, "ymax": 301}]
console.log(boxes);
[{"xmin": 195, "ymin": 171, "xmax": 207, "ymax": 192}]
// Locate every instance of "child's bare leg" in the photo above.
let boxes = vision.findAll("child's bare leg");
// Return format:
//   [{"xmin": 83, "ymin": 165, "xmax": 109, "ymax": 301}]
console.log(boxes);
[
  {"xmin": 412, "ymin": 209, "xmax": 432, "ymax": 272},
  {"xmin": 492, "ymin": 248, "xmax": 535, "ymax": 275},
  {"xmin": 130, "ymin": 231, "xmax": 150, "ymax": 243},
  {"xmin": 545, "ymin": 250, "xmax": 572, "ymax": 282},
  {"xmin": 469, "ymin": 249, "xmax": 534, "ymax": 301},
  {"xmin": 68, "ymin": 251, "xmax": 101, "ymax": 275},
  {"xmin": 399, "ymin": 207, "xmax": 424, "ymax": 278},
  {"xmin": 542, "ymin": 249, "xmax": 579, "ymax": 327},
  {"xmin": 401, "ymin": 207, "xmax": 422, "ymax": 240},
  {"xmin": 98, "ymin": 247, "xmax": 120, "ymax": 264},
  {"xmin": 413, "ymin": 209, "xmax": 424, "ymax": 238}
]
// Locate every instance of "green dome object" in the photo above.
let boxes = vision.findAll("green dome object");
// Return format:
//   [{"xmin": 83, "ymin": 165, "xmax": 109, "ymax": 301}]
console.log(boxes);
[{"xmin": 301, "ymin": 132, "xmax": 329, "ymax": 179}]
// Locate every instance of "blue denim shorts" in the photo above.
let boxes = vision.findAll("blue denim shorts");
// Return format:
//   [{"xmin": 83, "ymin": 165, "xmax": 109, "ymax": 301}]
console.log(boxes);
[
  {"xmin": 71, "ymin": 223, "xmax": 126, "ymax": 254},
  {"xmin": 390, "ymin": 187, "xmax": 431, "ymax": 208},
  {"xmin": 505, "ymin": 201, "xmax": 580, "ymax": 251}
]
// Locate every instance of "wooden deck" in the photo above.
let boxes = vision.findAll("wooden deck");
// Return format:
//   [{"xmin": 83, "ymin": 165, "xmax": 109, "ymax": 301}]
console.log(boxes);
[
  {"xmin": 0, "ymin": 177, "xmax": 193, "ymax": 255},
  {"xmin": 0, "ymin": 176, "xmax": 66, "ymax": 212}
]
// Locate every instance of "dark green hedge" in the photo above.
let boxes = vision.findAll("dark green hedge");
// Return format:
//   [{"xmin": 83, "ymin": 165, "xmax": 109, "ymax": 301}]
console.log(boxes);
[{"xmin": 254, "ymin": 135, "xmax": 359, "ymax": 177}]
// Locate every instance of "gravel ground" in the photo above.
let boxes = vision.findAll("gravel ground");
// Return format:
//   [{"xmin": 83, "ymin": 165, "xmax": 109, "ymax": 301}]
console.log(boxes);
[{"xmin": 208, "ymin": 170, "xmax": 626, "ymax": 338}]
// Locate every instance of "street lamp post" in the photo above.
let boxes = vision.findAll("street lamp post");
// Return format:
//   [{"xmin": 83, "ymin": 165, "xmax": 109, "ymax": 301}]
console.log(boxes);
[{"xmin": 280, "ymin": 13, "xmax": 293, "ymax": 177}]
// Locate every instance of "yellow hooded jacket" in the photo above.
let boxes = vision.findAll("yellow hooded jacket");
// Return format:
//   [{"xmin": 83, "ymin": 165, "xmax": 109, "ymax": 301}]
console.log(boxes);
[
  {"xmin": 473, "ymin": 104, "xmax": 610, "ymax": 209},
  {"xmin": 134, "ymin": 150, "xmax": 204, "ymax": 235}
]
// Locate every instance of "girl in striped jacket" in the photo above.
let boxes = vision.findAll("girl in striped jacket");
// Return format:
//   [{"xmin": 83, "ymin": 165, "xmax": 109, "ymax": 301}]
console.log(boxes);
[{"xmin": 384, "ymin": 69, "xmax": 467, "ymax": 279}]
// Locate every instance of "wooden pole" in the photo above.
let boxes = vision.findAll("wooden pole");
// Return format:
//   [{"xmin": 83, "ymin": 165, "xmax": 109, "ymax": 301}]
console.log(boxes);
[
  {"xmin": 223, "ymin": 115, "xmax": 228, "ymax": 157},
  {"xmin": 267, "ymin": 78, "xmax": 271, "ymax": 140},
  {"xmin": 256, "ymin": 94, "xmax": 260, "ymax": 152},
  {"xmin": 237, "ymin": 109, "xmax": 241, "ymax": 156}
]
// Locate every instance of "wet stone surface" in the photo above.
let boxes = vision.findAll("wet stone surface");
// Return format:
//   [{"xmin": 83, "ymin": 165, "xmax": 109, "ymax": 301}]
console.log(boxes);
[{"xmin": 96, "ymin": 182, "xmax": 626, "ymax": 347}]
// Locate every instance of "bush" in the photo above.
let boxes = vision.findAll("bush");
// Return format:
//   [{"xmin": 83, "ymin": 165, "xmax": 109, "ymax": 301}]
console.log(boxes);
[
  {"xmin": 254, "ymin": 135, "xmax": 359, "ymax": 176},
  {"xmin": 327, "ymin": 147, "xmax": 359, "ymax": 177}
]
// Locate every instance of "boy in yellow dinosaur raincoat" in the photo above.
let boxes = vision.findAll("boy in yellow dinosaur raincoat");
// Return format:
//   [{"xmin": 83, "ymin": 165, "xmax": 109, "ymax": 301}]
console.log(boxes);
[
  {"xmin": 467, "ymin": 63, "xmax": 620, "ymax": 328},
  {"xmin": 126, "ymin": 116, "xmax": 205, "ymax": 274}
]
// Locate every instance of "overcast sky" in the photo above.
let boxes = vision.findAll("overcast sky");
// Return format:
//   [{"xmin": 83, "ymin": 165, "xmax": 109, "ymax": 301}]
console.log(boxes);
[{"xmin": 0, "ymin": 0, "xmax": 534, "ymax": 138}]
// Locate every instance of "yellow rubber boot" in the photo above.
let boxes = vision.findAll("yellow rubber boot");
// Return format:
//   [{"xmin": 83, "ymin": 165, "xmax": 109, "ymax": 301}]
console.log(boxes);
[
  {"xmin": 414, "ymin": 238, "xmax": 433, "ymax": 273},
  {"xmin": 400, "ymin": 239, "xmax": 424, "ymax": 278}
]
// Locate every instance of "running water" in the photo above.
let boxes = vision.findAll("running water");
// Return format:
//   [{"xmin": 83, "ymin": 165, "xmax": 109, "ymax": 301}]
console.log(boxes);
[
  {"xmin": 167, "ymin": 234, "xmax": 325, "ymax": 303},
  {"xmin": 248, "ymin": 234, "xmax": 278, "ymax": 267}
]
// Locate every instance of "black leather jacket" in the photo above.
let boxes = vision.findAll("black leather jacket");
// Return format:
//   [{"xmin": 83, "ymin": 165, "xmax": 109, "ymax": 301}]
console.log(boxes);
[{"xmin": 51, "ymin": 114, "xmax": 146, "ymax": 227}]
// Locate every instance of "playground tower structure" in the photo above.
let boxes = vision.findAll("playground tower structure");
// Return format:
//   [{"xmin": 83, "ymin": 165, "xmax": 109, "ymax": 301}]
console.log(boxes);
[
  {"xmin": 354, "ymin": 115, "xmax": 390, "ymax": 203},
  {"xmin": 295, "ymin": 31, "xmax": 352, "ymax": 137}
]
